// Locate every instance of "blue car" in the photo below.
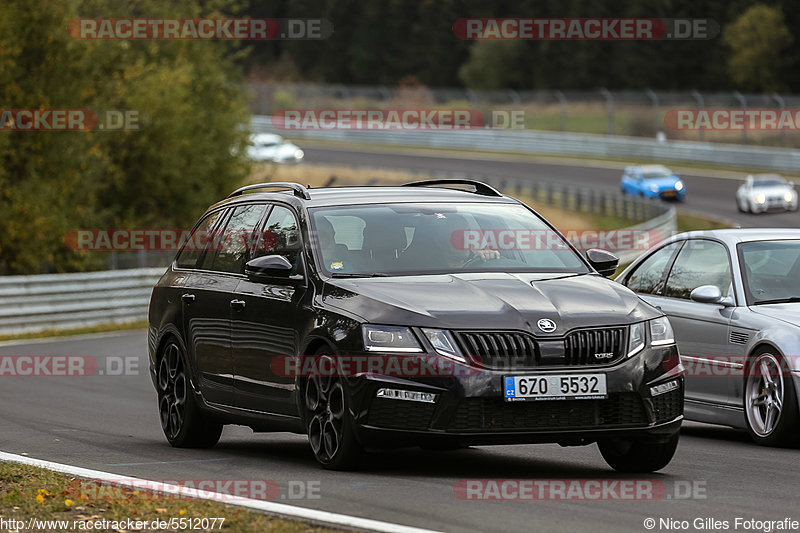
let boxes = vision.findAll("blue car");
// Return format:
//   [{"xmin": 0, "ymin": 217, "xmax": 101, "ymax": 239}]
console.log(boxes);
[{"xmin": 620, "ymin": 165, "xmax": 686, "ymax": 201}]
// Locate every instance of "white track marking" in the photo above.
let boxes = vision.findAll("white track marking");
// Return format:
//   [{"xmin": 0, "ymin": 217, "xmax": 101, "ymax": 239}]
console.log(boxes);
[{"xmin": 0, "ymin": 451, "xmax": 442, "ymax": 533}]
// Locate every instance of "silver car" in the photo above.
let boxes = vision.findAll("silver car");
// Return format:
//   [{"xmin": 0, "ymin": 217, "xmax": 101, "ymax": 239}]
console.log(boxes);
[
  {"xmin": 736, "ymin": 174, "xmax": 798, "ymax": 213},
  {"xmin": 617, "ymin": 229, "xmax": 800, "ymax": 446}
]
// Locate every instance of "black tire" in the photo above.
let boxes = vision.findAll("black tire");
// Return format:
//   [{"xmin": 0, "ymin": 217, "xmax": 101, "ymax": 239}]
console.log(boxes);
[
  {"xmin": 743, "ymin": 349, "xmax": 800, "ymax": 447},
  {"xmin": 598, "ymin": 432, "xmax": 679, "ymax": 473},
  {"xmin": 157, "ymin": 339, "xmax": 222, "ymax": 448},
  {"xmin": 303, "ymin": 351, "xmax": 364, "ymax": 470}
]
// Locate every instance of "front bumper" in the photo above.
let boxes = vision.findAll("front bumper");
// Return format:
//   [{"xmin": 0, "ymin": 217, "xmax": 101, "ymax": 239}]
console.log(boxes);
[{"xmin": 346, "ymin": 344, "xmax": 683, "ymax": 447}]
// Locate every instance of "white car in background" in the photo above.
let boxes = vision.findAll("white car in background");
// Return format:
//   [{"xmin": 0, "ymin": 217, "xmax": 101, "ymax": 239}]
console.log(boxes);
[
  {"xmin": 736, "ymin": 174, "xmax": 798, "ymax": 213},
  {"xmin": 247, "ymin": 133, "xmax": 304, "ymax": 163}
]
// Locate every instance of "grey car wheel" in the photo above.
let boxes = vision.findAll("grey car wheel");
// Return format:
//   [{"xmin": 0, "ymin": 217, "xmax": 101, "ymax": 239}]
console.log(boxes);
[{"xmin": 744, "ymin": 351, "xmax": 799, "ymax": 446}]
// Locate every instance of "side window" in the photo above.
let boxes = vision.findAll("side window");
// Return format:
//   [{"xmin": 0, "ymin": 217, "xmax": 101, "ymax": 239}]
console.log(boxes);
[
  {"xmin": 663, "ymin": 240, "xmax": 732, "ymax": 300},
  {"xmin": 255, "ymin": 205, "xmax": 302, "ymax": 275},
  {"xmin": 625, "ymin": 242, "xmax": 681, "ymax": 295},
  {"xmin": 209, "ymin": 203, "xmax": 268, "ymax": 274},
  {"xmin": 175, "ymin": 209, "xmax": 224, "ymax": 269}
]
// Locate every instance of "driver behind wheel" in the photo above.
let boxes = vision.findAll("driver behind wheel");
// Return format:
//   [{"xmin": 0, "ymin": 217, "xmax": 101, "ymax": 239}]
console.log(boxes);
[{"xmin": 403, "ymin": 212, "xmax": 500, "ymax": 269}]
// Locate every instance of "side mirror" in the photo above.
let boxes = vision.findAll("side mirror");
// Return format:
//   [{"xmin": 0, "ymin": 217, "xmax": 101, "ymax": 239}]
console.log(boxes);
[
  {"xmin": 690, "ymin": 285, "xmax": 722, "ymax": 304},
  {"xmin": 245, "ymin": 255, "xmax": 294, "ymax": 282},
  {"xmin": 586, "ymin": 249, "xmax": 619, "ymax": 278}
]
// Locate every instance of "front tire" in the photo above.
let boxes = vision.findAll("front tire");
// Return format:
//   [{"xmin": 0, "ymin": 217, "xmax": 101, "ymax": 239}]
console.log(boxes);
[
  {"xmin": 598, "ymin": 433, "xmax": 679, "ymax": 473},
  {"xmin": 744, "ymin": 350, "xmax": 800, "ymax": 447},
  {"xmin": 157, "ymin": 340, "xmax": 222, "ymax": 448},
  {"xmin": 303, "ymin": 353, "xmax": 364, "ymax": 470}
]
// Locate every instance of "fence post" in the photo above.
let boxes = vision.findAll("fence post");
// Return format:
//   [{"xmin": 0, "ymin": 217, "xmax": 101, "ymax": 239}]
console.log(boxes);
[
  {"xmin": 733, "ymin": 91, "xmax": 747, "ymax": 145},
  {"xmin": 554, "ymin": 90, "xmax": 567, "ymax": 131},
  {"xmin": 600, "ymin": 88, "xmax": 614, "ymax": 135},
  {"xmin": 691, "ymin": 90, "xmax": 705, "ymax": 142},
  {"xmin": 646, "ymin": 89, "xmax": 659, "ymax": 138},
  {"xmin": 773, "ymin": 93, "xmax": 786, "ymax": 147}
]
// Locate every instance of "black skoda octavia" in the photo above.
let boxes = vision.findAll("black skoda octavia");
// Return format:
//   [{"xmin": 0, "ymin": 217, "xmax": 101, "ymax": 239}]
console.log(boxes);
[{"xmin": 147, "ymin": 179, "xmax": 683, "ymax": 471}]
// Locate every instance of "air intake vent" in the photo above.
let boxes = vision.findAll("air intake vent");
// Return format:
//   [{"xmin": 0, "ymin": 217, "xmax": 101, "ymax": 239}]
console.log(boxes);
[{"xmin": 729, "ymin": 331, "xmax": 749, "ymax": 345}]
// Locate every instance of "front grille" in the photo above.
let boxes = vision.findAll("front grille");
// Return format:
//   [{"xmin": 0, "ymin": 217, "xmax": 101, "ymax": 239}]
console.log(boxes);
[
  {"xmin": 651, "ymin": 388, "xmax": 683, "ymax": 422},
  {"xmin": 447, "ymin": 393, "xmax": 647, "ymax": 432},
  {"xmin": 367, "ymin": 398, "xmax": 435, "ymax": 430},
  {"xmin": 455, "ymin": 327, "xmax": 627, "ymax": 369}
]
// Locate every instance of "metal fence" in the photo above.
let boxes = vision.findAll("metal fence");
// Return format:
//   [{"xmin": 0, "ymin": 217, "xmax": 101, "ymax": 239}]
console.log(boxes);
[
  {"xmin": 252, "ymin": 115, "xmax": 800, "ymax": 172},
  {"xmin": 248, "ymin": 82, "xmax": 800, "ymax": 148},
  {"xmin": 0, "ymin": 268, "xmax": 163, "ymax": 335}
]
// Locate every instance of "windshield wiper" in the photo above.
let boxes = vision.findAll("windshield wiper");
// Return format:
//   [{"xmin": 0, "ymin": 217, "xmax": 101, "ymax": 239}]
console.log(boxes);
[
  {"xmin": 753, "ymin": 296, "xmax": 800, "ymax": 305},
  {"xmin": 330, "ymin": 272, "xmax": 389, "ymax": 278}
]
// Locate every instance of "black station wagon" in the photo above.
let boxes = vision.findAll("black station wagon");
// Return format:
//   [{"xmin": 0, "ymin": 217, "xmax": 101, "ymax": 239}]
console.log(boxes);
[{"xmin": 148, "ymin": 180, "xmax": 684, "ymax": 470}]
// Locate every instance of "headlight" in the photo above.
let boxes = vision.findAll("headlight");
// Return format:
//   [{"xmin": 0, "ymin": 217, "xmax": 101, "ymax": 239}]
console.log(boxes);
[
  {"xmin": 362, "ymin": 325, "xmax": 422, "ymax": 353},
  {"xmin": 754, "ymin": 193, "xmax": 766, "ymax": 205},
  {"xmin": 649, "ymin": 316, "xmax": 675, "ymax": 346},
  {"xmin": 674, "ymin": 180, "xmax": 684, "ymax": 191},
  {"xmin": 628, "ymin": 317, "xmax": 675, "ymax": 357},
  {"xmin": 294, "ymin": 149, "xmax": 304, "ymax": 159},
  {"xmin": 627, "ymin": 322, "xmax": 646, "ymax": 357},
  {"xmin": 421, "ymin": 328, "xmax": 467, "ymax": 363},
  {"xmin": 785, "ymin": 191, "xmax": 794, "ymax": 202}
]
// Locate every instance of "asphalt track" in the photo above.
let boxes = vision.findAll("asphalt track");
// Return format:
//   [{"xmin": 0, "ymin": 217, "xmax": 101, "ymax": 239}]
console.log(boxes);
[
  {"xmin": 302, "ymin": 144, "xmax": 800, "ymax": 229},
  {"xmin": 2, "ymin": 147, "xmax": 799, "ymax": 532},
  {"xmin": 1, "ymin": 332, "xmax": 799, "ymax": 532}
]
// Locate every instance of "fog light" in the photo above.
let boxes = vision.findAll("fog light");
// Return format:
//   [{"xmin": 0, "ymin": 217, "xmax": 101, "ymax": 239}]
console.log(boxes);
[
  {"xmin": 650, "ymin": 380, "xmax": 680, "ymax": 397},
  {"xmin": 376, "ymin": 388, "xmax": 437, "ymax": 403}
]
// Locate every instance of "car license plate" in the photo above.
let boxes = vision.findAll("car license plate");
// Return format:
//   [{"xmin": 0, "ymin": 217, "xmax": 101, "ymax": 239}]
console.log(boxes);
[
  {"xmin": 662, "ymin": 190, "xmax": 676, "ymax": 197},
  {"xmin": 504, "ymin": 374, "xmax": 607, "ymax": 401}
]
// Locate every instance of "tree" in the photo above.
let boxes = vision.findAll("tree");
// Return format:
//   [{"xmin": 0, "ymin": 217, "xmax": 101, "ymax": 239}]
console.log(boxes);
[
  {"xmin": 723, "ymin": 4, "xmax": 793, "ymax": 92},
  {"xmin": 458, "ymin": 40, "xmax": 527, "ymax": 90},
  {"xmin": 0, "ymin": 0, "xmax": 252, "ymax": 274}
]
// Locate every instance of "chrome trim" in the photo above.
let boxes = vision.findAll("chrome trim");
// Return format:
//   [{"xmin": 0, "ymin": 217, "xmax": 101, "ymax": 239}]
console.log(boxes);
[{"xmin": 680, "ymin": 355, "xmax": 744, "ymax": 369}]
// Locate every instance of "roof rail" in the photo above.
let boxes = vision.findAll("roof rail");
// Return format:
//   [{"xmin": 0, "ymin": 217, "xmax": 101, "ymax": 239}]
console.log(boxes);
[
  {"xmin": 227, "ymin": 182, "xmax": 311, "ymax": 200},
  {"xmin": 401, "ymin": 179, "xmax": 503, "ymax": 197}
]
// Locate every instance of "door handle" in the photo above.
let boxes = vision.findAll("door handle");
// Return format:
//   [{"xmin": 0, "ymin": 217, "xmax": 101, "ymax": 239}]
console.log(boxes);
[
  {"xmin": 230, "ymin": 299, "xmax": 246, "ymax": 310},
  {"xmin": 181, "ymin": 293, "xmax": 195, "ymax": 303}
]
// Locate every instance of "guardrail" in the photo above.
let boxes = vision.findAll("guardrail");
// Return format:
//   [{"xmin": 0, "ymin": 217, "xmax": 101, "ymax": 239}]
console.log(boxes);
[
  {"xmin": 253, "ymin": 115, "xmax": 800, "ymax": 172},
  {"xmin": 0, "ymin": 268, "xmax": 163, "ymax": 336},
  {"xmin": 0, "ymin": 177, "xmax": 675, "ymax": 335}
]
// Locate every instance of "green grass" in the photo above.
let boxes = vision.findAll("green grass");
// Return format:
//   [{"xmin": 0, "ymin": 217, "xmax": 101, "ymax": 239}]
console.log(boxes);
[
  {"xmin": 0, "ymin": 462, "xmax": 341, "ymax": 533},
  {"xmin": 676, "ymin": 212, "xmax": 735, "ymax": 233}
]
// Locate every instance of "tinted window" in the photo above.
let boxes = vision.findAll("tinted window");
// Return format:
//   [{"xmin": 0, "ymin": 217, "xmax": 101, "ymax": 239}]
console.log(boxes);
[
  {"xmin": 210, "ymin": 203, "xmax": 268, "ymax": 274},
  {"xmin": 254, "ymin": 205, "xmax": 302, "ymax": 275},
  {"xmin": 740, "ymin": 240, "xmax": 800, "ymax": 304},
  {"xmin": 625, "ymin": 242, "xmax": 681, "ymax": 295},
  {"xmin": 175, "ymin": 209, "xmax": 225, "ymax": 269},
  {"xmin": 663, "ymin": 240, "xmax": 732, "ymax": 300}
]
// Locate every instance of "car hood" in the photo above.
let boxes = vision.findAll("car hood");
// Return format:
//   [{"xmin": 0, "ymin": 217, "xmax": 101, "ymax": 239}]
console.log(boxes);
[
  {"xmin": 748, "ymin": 186, "xmax": 791, "ymax": 197},
  {"xmin": 322, "ymin": 272, "xmax": 658, "ymax": 333},
  {"xmin": 749, "ymin": 303, "xmax": 800, "ymax": 327},
  {"xmin": 644, "ymin": 177, "xmax": 680, "ymax": 189}
]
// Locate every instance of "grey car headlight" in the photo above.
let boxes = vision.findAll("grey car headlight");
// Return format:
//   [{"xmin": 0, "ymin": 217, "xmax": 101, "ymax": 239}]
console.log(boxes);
[
  {"xmin": 362, "ymin": 325, "xmax": 423, "ymax": 353},
  {"xmin": 421, "ymin": 328, "xmax": 467, "ymax": 364},
  {"xmin": 649, "ymin": 316, "xmax": 676, "ymax": 346}
]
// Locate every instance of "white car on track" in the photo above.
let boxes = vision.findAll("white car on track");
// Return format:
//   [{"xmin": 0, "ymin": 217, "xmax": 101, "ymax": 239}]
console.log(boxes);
[
  {"xmin": 247, "ymin": 133, "xmax": 304, "ymax": 164},
  {"xmin": 736, "ymin": 174, "xmax": 798, "ymax": 213}
]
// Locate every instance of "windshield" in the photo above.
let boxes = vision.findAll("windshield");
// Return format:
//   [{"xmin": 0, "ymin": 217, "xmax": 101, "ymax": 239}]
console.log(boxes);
[
  {"xmin": 752, "ymin": 179, "xmax": 786, "ymax": 188},
  {"xmin": 642, "ymin": 169, "xmax": 673, "ymax": 179},
  {"xmin": 309, "ymin": 202, "xmax": 589, "ymax": 277},
  {"xmin": 739, "ymin": 240, "xmax": 800, "ymax": 305}
]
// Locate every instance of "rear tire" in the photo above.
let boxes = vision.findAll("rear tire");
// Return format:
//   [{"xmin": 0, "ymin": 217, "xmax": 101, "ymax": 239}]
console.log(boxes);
[
  {"xmin": 598, "ymin": 432, "xmax": 679, "ymax": 473},
  {"xmin": 744, "ymin": 350, "xmax": 800, "ymax": 447},
  {"xmin": 157, "ymin": 340, "xmax": 222, "ymax": 448}
]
